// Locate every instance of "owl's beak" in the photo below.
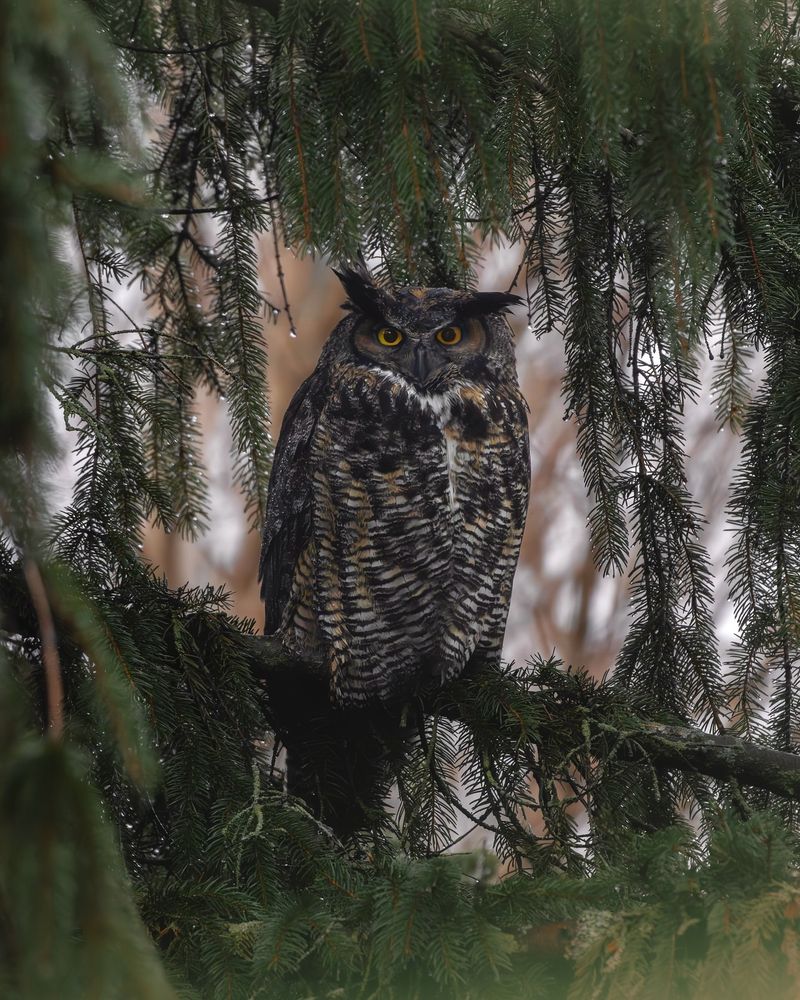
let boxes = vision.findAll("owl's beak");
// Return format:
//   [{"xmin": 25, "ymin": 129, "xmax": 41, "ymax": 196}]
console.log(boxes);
[{"xmin": 411, "ymin": 343, "xmax": 437, "ymax": 383}]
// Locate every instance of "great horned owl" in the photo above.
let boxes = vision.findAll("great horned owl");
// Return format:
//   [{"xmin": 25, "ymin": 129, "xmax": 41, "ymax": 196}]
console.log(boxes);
[{"xmin": 260, "ymin": 268, "xmax": 530, "ymax": 703}]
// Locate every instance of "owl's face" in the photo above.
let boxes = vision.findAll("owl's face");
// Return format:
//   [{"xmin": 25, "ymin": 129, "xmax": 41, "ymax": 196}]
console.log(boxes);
[
  {"xmin": 328, "ymin": 268, "xmax": 522, "ymax": 389},
  {"xmin": 352, "ymin": 309, "xmax": 490, "ymax": 384}
]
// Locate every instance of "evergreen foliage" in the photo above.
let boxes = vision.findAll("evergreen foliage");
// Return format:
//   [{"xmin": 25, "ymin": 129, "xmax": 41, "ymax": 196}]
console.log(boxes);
[{"xmin": 3, "ymin": 0, "xmax": 800, "ymax": 996}]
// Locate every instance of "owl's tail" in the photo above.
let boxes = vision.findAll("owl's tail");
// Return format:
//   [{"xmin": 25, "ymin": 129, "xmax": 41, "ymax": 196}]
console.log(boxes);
[{"xmin": 266, "ymin": 668, "xmax": 410, "ymax": 839}]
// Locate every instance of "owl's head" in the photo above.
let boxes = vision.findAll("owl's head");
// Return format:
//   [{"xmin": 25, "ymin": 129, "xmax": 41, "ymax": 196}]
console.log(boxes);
[{"xmin": 329, "ymin": 266, "xmax": 522, "ymax": 388}]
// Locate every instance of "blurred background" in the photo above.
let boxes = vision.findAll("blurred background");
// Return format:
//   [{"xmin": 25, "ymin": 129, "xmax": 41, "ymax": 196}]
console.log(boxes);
[{"xmin": 130, "ymin": 235, "xmax": 745, "ymax": 679}]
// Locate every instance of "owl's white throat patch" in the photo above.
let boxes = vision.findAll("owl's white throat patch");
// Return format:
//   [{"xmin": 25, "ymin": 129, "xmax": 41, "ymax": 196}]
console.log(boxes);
[
  {"xmin": 416, "ymin": 390, "xmax": 455, "ymax": 424},
  {"xmin": 377, "ymin": 370, "xmax": 457, "ymax": 426}
]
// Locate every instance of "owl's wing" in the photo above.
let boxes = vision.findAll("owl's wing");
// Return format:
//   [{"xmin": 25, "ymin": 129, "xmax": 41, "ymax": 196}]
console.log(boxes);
[{"xmin": 259, "ymin": 365, "xmax": 328, "ymax": 634}]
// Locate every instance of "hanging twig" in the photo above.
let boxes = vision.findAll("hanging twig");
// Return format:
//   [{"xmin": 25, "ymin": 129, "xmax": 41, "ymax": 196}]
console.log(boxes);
[
  {"xmin": 115, "ymin": 36, "xmax": 241, "ymax": 56},
  {"xmin": 22, "ymin": 561, "xmax": 64, "ymax": 740}
]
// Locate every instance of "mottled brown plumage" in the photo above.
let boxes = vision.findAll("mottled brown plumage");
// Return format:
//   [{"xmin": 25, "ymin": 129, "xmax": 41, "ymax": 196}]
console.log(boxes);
[{"xmin": 260, "ymin": 269, "xmax": 530, "ymax": 707}]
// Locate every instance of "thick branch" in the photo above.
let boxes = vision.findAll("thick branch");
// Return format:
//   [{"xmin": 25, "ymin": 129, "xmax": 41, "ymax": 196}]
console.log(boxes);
[
  {"xmin": 245, "ymin": 633, "xmax": 324, "ymax": 679},
  {"xmin": 634, "ymin": 722, "xmax": 800, "ymax": 800},
  {"xmin": 248, "ymin": 637, "xmax": 800, "ymax": 801}
]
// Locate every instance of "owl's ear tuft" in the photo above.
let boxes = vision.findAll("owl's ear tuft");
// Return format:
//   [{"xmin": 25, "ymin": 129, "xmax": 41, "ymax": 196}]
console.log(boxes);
[
  {"xmin": 459, "ymin": 291, "xmax": 523, "ymax": 318},
  {"xmin": 333, "ymin": 265, "xmax": 388, "ymax": 322}
]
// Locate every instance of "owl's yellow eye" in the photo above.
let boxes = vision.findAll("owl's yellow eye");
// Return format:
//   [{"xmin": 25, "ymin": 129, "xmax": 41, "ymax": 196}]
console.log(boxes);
[
  {"xmin": 376, "ymin": 327, "xmax": 403, "ymax": 347},
  {"xmin": 436, "ymin": 326, "xmax": 463, "ymax": 346}
]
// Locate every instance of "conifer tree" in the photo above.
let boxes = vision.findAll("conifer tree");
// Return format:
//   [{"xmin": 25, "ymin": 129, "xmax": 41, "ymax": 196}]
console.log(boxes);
[{"xmin": 3, "ymin": 1, "xmax": 800, "ymax": 997}]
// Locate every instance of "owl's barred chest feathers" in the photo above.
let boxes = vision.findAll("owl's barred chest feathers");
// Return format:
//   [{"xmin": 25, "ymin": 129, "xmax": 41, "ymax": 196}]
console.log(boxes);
[{"xmin": 280, "ymin": 362, "xmax": 528, "ymax": 704}]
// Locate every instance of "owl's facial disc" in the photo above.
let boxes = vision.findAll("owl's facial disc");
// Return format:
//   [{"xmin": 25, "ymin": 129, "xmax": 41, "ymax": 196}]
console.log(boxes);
[{"xmin": 353, "ymin": 319, "xmax": 488, "ymax": 386}]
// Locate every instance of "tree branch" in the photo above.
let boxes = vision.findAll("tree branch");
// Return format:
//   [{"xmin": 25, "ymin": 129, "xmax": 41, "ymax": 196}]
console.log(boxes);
[
  {"xmin": 245, "ymin": 633, "xmax": 324, "ymax": 679},
  {"xmin": 634, "ymin": 722, "xmax": 800, "ymax": 800},
  {"xmin": 248, "ymin": 636, "xmax": 800, "ymax": 802}
]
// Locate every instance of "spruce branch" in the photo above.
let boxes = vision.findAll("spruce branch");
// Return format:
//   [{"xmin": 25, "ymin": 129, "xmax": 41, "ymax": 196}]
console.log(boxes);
[
  {"xmin": 248, "ymin": 637, "xmax": 800, "ymax": 803},
  {"xmin": 635, "ymin": 723, "xmax": 800, "ymax": 801}
]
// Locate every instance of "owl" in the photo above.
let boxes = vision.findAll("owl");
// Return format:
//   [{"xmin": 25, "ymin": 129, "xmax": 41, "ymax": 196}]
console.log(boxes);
[{"xmin": 259, "ymin": 267, "xmax": 530, "ymax": 708}]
